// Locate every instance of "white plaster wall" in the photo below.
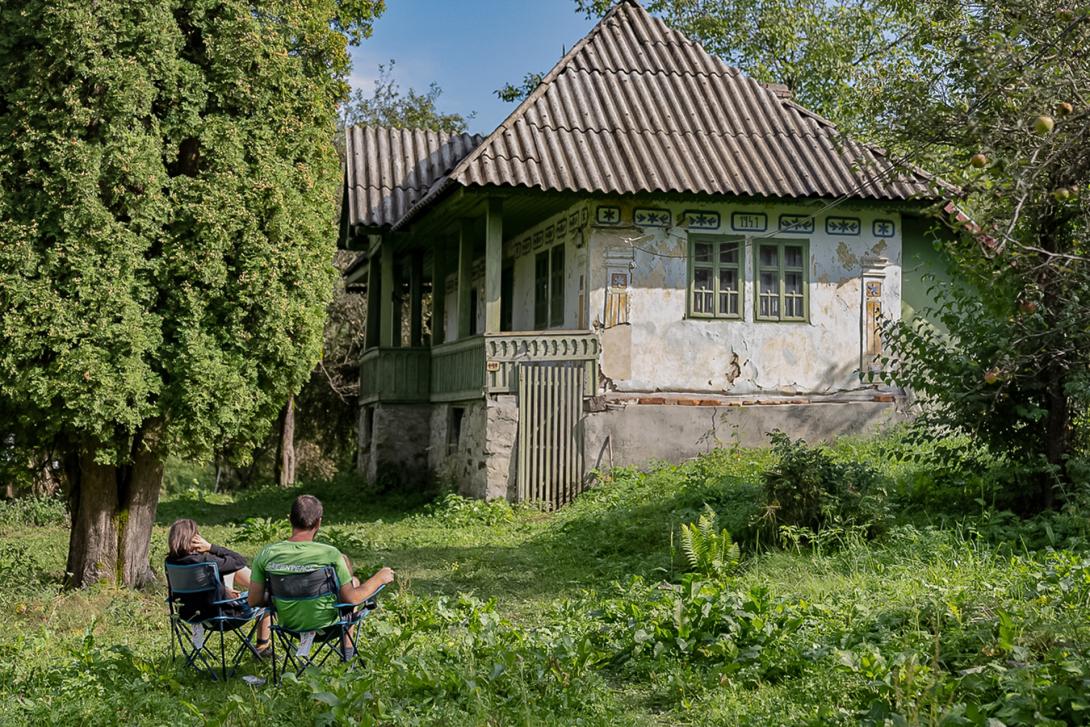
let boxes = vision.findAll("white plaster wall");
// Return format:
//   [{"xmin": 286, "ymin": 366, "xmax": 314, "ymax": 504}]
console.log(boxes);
[
  {"xmin": 586, "ymin": 199, "xmax": 903, "ymax": 395},
  {"xmin": 507, "ymin": 203, "xmax": 589, "ymax": 331}
]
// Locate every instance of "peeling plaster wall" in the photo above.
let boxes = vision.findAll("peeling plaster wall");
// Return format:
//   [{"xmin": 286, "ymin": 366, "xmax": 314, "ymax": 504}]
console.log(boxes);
[
  {"xmin": 587, "ymin": 199, "xmax": 903, "ymax": 395},
  {"xmin": 506, "ymin": 203, "xmax": 590, "ymax": 331}
]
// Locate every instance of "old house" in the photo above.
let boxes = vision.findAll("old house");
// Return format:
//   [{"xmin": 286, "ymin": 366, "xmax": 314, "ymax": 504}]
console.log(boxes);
[{"xmin": 338, "ymin": 0, "xmax": 944, "ymax": 504}]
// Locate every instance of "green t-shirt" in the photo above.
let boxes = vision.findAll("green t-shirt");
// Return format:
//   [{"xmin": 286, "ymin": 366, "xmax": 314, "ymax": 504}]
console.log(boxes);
[{"xmin": 250, "ymin": 540, "xmax": 352, "ymax": 631}]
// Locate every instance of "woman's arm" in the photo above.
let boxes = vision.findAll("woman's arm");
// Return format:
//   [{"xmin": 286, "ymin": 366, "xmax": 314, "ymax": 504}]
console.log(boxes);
[{"xmin": 191, "ymin": 534, "xmax": 247, "ymax": 575}]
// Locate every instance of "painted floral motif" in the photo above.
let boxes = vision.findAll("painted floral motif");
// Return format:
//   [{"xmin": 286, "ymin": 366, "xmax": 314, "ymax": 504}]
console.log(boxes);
[
  {"xmin": 634, "ymin": 208, "xmax": 671, "ymax": 227},
  {"xmin": 872, "ymin": 219, "xmax": 895, "ymax": 237},
  {"xmin": 596, "ymin": 206, "xmax": 621, "ymax": 225},
  {"xmin": 825, "ymin": 216, "xmax": 861, "ymax": 235},
  {"xmin": 779, "ymin": 214, "xmax": 815, "ymax": 233}
]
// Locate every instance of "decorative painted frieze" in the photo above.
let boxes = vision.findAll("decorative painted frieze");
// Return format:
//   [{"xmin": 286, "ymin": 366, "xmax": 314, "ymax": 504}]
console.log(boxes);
[
  {"xmin": 872, "ymin": 219, "xmax": 895, "ymax": 238},
  {"xmin": 825, "ymin": 216, "xmax": 861, "ymax": 235},
  {"xmin": 533, "ymin": 231, "xmax": 545, "ymax": 250},
  {"xmin": 682, "ymin": 210, "xmax": 720, "ymax": 230},
  {"xmin": 779, "ymin": 214, "xmax": 815, "ymax": 234},
  {"xmin": 731, "ymin": 212, "xmax": 767, "ymax": 232},
  {"xmin": 634, "ymin": 208, "xmax": 671, "ymax": 227},
  {"xmin": 595, "ymin": 205, "xmax": 621, "ymax": 225}
]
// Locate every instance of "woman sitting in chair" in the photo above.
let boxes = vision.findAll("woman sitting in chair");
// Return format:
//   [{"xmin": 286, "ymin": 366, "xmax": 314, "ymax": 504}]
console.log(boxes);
[{"xmin": 166, "ymin": 518, "xmax": 271, "ymax": 652}]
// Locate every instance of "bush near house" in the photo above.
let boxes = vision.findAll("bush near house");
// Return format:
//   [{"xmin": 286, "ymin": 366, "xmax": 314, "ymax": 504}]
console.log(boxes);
[{"xmin": 2, "ymin": 433, "xmax": 1090, "ymax": 725}]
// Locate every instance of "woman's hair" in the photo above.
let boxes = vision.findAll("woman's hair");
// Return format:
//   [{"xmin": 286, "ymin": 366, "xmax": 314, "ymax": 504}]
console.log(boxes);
[{"xmin": 168, "ymin": 518, "xmax": 199, "ymax": 559}]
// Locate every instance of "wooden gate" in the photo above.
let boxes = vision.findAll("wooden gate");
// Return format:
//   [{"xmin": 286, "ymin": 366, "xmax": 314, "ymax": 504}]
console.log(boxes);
[{"xmin": 516, "ymin": 362, "xmax": 585, "ymax": 509}]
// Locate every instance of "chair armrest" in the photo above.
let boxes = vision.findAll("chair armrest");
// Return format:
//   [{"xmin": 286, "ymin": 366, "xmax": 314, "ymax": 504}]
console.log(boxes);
[
  {"xmin": 212, "ymin": 591, "xmax": 248, "ymax": 606},
  {"xmin": 334, "ymin": 583, "xmax": 386, "ymax": 610}
]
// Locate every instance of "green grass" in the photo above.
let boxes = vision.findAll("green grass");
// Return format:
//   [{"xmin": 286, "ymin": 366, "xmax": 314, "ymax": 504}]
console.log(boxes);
[{"xmin": 2, "ymin": 436, "xmax": 1090, "ymax": 725}]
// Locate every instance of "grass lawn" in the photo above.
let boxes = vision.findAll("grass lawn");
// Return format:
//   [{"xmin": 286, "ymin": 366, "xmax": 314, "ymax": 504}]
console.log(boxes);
[{"xmin": 2, "ymin": 437, "xmax": 1090, "ymax": 725}]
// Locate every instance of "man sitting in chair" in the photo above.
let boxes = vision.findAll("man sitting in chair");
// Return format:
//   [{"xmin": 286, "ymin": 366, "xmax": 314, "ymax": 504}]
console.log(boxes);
[{"xmin": 248, "ymin": 494, "xmax": 394, "ymax": 657}]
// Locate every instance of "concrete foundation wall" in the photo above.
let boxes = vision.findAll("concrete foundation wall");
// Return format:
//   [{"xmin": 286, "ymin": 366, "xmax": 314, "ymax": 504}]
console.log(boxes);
[{"xmin": 584, "ymin": 401, "xmax": 904, "ymax": 471}]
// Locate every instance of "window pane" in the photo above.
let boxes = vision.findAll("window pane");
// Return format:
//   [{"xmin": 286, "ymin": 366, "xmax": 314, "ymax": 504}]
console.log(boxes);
[
  {"xmin": 784, "ymin": 271, "xmax": 803, "ymax": 296},
  {"xmin": 785, "ymin": 296, "xmax": 803, "ymax": 318},
  {"xmin": 693, "ymin": 242, "xmax": 712, "ymax": 263},
  {"xmin": 719, "ymin": 291, "xmax": 738, "ymax": 316},
  {"xmin": 759, "ymin": 271, "xmax": 778, "ymax": 294},
  {"xmin": 759, "ymin": 245, "xmax": 778, "ymax": 269},
  {"xmin": 719, "ymin": 242, "xmax": 739, "ymax": 266},
  {"xmin": 550, "ymin": 245, "xmax": 565, "ymax": 327},
  {"xmin": 784, "ymin": 245, "xmax": 804, "ymax": 269},
  {"xmin": 693, "ymin": 268, "xmax": 712, "ymax": 314},
  {"xmin": 759, "ymin": 294, "xmax": 779, "ymax": 318},
  {"xmin": 719, "ymin": 269, "xmax": 738, "ymax": 293}
]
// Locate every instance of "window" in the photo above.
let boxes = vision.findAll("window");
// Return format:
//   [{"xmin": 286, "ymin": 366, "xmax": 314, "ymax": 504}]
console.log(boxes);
[
  {"xmin": 534, "ymin": 244, "xmax": 566, "ymax": 329},
  {"xmin": 448, "ymin": 407, "xmax": 464, "ymax": 455},
  {"xmin": 755, "ymin": 240, "xmax": 808, "ymax": 321},
  {"xmin": 688, "ymin": 235, "xmax": 741, "ymax": 318}
]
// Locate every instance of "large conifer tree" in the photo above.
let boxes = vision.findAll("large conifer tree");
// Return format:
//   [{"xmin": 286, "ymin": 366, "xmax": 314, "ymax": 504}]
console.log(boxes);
[{"xmin": 0, "ymin": 0, "xmax": 383, "ymax": 587}]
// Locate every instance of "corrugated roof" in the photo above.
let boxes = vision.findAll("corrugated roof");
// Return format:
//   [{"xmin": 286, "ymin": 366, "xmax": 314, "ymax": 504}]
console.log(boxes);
[
  {"xmin": 343, "ymin": 126, "xmax": 483, "ymax": 230},
  {"xmin": 389, "ymin": 0, "xmax": 933, "ymax": 229}
]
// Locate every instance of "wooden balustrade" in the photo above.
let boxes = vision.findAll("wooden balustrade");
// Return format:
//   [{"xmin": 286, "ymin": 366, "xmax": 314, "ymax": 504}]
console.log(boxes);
[
  {"xmin": 360, "ymin": 330, "xmax": 600, "ymax": 404},
  {"xmin": 358, "ymin": 347, "xmax": 431, "ymax": 404}
]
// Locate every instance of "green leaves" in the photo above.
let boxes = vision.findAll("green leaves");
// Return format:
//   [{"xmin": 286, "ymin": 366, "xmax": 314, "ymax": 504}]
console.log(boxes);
[{"xmin": 0, "ymin": 0, "xmax": 381, "ymax": 464}]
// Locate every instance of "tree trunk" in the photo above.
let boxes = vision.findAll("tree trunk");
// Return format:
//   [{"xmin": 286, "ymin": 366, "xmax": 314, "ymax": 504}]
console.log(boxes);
[
  {"xmin": 65, "ymin": 452, "xmax": 119, "ymax": 587},
  {"xmin": 65, "ymin": 430, "xmax": 164, "ymax": 589},
  {"xmin": 275, "ymin": 396, "xmax": 296, "ymax": 487},
  {"xmin": 117, "ymin": 444, "xmax": 163, "ymax": 588},
  {"xmin": 1041, "ymin": 366, "xmax": 1070, "ymax": 511}
]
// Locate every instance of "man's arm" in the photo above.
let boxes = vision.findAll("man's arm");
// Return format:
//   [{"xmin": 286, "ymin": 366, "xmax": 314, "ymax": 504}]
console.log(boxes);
[
  {"xmin": 337, "ymin": 567, "xmax": 395, "ymax": 604},
  {"xmin": 247, "ymin": 550, "xmax": 267, "ymax": 607}
]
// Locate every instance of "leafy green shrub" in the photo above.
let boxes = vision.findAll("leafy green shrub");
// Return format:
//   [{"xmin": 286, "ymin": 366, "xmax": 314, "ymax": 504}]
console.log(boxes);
[
  {"xmin": 679, "ymin": 504, "xmax": 740, "ymax": 579},
  {"xmin": 316, "ymin": 525, "xmax": 368, "ymax": 553},
  {"xmin": 418, "ymin": 492, "xmax": 515, "ymax": 527},
  {"xmin": 757, "ymin": 432, "xmax": 888, "ymax": 543},
  {"xmin": 235, "ymin": 516, "xmax": 290, "ymax": 543},
  {"xmin": 0, "ymin": 495, "xmax": 67, "ymax": 527},
  {"xmin": 0, "ymin": 542, "xmax": 50, "ymax": 597}
]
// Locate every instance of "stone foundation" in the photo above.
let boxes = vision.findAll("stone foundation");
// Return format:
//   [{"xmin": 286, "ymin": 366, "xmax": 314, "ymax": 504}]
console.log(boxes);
[
  {"xmin": 361, "ymin": 394, "xmax": 904, "ymax": 500},
  {"xmin": 357, "ymin": 403, "xmax": 432, "ymax": 486},
  {"xmin": 583, "ymin": 397, "xmax": 903, "ymax": 471}
]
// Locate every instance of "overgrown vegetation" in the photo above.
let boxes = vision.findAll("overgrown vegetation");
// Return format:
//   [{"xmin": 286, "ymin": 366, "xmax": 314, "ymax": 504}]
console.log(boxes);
[{"xmin": 3, "ymin": 433, "xmax": 1090, "ymax": 724}]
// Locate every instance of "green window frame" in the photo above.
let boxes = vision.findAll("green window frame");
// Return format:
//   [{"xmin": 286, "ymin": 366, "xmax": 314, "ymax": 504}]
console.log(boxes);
[
  {"xmin": 754, "ymin": 239, "xmax": 808, "ymax": 322},
  {"xmin": 687, "ymin": 235, "xmax": 742, "ymax": 319}
]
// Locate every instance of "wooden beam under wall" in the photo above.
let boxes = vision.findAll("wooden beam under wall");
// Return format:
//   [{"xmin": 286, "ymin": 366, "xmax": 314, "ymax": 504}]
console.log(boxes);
[
  {"xmin": 484, "ymin": 197, "xmax": 503, "ymax": 334},
  {"xmin": 457, "ymin": 219, "xmax": 474, "ymax": 340}
]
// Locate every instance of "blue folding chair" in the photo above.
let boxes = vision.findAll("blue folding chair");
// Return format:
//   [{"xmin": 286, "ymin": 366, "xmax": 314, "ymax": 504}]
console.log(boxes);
[
  {"xmin": 265, "ymin": 565, "xmax": 383, "ymax": 683},
  {"xmin": 165, "ymin": 562, "xmax": 267, "ymax": 681}
]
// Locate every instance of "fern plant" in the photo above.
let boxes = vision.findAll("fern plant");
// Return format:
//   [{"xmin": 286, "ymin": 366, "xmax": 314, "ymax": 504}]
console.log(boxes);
[{"xmin": 679, "ymin": 504, "xmax": 740, "ymax": 579}]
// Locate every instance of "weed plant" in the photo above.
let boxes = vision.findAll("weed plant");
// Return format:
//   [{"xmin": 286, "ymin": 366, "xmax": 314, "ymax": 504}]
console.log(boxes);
[{"xmin": 2, "ymin": 432, "xmax": 1089, "ymax": 725}]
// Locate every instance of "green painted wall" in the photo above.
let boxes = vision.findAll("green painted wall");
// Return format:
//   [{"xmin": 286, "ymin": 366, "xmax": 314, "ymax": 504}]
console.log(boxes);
[{"xmin": 901, "ymin": 214, "xmax": 956, "ymax": 331}]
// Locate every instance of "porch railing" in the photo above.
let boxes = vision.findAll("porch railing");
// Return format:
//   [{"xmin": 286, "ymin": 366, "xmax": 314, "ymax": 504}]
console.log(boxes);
[
  {"xmin": 358, "ymin": 347, "xmax": 431, "ymax": 404},
  {"xmin": 431, "ymin": 336, "xmax": 486, "ymax": 402},
  {"xmin": 360, "ymin": 330, "xmax": 600, "ymax": 405},
  {"xmin": 484, "ymin": 331, "xmax": 599, "ymax": 395}
]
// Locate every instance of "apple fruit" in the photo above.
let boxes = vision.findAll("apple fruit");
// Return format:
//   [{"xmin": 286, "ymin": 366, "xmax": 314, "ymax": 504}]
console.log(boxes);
[
  {"xmin": 1019, "ymin": 300, "xmax": 1039, "ymax": 314},
  {"xmin": 1057, "ymin": 102, "xmax": 1074, "ymax": 116},
  {"xmin": 970, "ymin": 153, "xmax": 988, "ymax": 168},
  {"xmin": 984, "ymin": 368, "xmax": 1001, "ymax": 385},
  {"xmin": 1033, "ymin": 115, "xmax": 1055, "ymax": 135}
]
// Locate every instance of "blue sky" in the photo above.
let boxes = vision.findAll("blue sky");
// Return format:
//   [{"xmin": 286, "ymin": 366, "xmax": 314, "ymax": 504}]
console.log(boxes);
[{"xmin": 348, "ymin": 1, "xmax": 597, "ymax": 134}]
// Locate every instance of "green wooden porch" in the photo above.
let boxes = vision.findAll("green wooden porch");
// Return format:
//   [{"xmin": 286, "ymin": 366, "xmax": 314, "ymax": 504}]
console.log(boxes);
[{"xmin": 358, "ymin": 330, "xmax": 600, "ymax": 404}]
